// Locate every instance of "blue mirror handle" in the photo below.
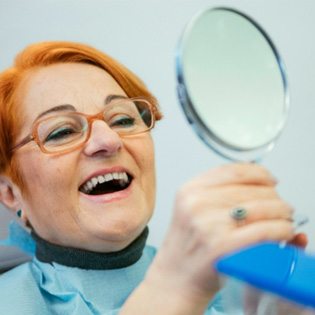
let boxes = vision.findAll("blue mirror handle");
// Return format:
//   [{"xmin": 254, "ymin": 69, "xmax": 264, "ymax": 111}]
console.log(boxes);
[{"xmin": 215, "ymin": 242, "xmax": 315, "ymax": 308}]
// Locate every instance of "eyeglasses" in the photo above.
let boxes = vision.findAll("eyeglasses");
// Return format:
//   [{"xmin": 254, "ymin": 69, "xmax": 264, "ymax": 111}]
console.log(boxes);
[{"xmin": 11, "ymin": 97, "xmax": 155, "ymax": 154}]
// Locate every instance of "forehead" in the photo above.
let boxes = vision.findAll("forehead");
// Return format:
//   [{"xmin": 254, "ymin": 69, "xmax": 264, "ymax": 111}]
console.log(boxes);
[{"xmin": 18, "ymin": 63, "xmax": 127, "ymax": 122}]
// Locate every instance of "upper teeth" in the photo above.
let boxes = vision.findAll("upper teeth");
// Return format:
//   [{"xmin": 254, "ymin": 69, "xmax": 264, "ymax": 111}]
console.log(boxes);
[{"xmin": 81, "ymin": 172, "xmax": 129, "ymax": 194}]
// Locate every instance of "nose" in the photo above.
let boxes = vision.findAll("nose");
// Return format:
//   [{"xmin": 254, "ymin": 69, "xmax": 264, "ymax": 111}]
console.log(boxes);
[{"xmin": 83, "ymin": 120, "xmax": 122, "ymax": 157}]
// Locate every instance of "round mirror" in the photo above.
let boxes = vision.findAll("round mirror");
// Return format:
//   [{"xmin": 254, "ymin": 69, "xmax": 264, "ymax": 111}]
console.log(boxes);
[{"xmin": 176, "ymin": 7, "xmax": 289, "ymax": 161}]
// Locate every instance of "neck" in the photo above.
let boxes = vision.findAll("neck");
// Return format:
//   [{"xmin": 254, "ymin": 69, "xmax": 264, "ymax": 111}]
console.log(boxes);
[{"xmin": 31, "ymin": 227, "xmax": 149, "ymax": 270}]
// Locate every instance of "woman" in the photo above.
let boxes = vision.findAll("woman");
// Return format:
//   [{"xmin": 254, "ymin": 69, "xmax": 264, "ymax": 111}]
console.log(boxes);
[{"xmin": 0, "ymin": 41, "xmax": 306, "ymax": 314}]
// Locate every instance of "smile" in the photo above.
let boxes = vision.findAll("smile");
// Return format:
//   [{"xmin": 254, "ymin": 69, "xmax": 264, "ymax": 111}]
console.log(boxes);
[{"xmin": 79, "ymin": 171, "xmax": 132, "ymax": 195}]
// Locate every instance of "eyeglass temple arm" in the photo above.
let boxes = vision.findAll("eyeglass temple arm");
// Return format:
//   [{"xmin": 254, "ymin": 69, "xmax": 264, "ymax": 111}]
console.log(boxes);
[{"xmin": 11, "ymin": 135, "xmax": 34, "ymax": 152}]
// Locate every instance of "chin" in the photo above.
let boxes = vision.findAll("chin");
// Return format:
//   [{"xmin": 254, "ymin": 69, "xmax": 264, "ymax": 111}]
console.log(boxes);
[{"xmin": 86, "ymin": 216, "xmax": 148, "ymax": 247}]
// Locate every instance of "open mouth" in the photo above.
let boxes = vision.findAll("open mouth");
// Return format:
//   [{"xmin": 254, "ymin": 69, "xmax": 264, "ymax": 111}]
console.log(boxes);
[{"xmin": 79, "ymin": 172, "xmax": 133, "ymax": 196}]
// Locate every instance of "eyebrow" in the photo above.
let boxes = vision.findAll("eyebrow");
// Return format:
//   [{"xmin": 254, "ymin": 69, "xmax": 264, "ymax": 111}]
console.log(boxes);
[
  {"xmin": 36, "ymin": 94, "xmax": 128, "ymax": 120},
  {"xmin": 105, "ymin": 94, "xmax": 128, "ymax": 104},
  {"xmin": 36, "ymin": 104, "xmax": 76, "ymax": 120}
]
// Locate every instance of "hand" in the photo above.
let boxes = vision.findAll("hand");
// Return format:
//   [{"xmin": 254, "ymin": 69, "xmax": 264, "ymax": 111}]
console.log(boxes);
[{"xmin": 146, "ymin": 163, "xmax": 297, "ymax": 308}]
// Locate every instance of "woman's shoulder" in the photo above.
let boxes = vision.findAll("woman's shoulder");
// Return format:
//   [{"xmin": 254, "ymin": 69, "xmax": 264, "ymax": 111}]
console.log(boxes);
[
  {"xmin": 0, "ymin": 261, "xmax": 37, "ymax": 292},
  {"xmin": 0, "ymin": 261, "xmax": 50, "ymax": 314},
  {"xmin": 0, "ymin": 261, "xmax": 35, "ymax": 289}
]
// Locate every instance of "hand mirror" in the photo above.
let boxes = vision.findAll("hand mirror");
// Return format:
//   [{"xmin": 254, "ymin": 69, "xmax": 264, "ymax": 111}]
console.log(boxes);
[
  {"xmin": 176, "ymin": 7, "xmax": 315, "ymax": 310},
  {"xmin": 176, "ymin": 7, "xmax": 288, "ymax": 162}
]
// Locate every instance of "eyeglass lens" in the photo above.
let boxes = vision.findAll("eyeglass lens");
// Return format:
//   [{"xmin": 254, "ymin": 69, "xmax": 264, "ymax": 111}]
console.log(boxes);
[{"xmin": 36, "ymin": 99, "xmax": 153, "ymax": 152}]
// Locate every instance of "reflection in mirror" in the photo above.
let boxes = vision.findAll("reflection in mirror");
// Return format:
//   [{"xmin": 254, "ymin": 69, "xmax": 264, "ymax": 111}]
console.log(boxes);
[{"xmin": 176, "ymin": 7, "xmax": 289, "ymax": 161}]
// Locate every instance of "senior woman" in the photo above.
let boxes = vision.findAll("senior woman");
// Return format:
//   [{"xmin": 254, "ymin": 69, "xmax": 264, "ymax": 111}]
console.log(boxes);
[{"xmin": 0, "ymin": 41, "xmax": 305, "ymax": 314}]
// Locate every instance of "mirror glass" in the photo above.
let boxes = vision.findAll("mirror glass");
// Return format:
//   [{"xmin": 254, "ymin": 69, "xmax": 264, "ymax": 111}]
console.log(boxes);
[{"xmin": 176, "ymin": 7, "xmax": 289, "ymax": 161}]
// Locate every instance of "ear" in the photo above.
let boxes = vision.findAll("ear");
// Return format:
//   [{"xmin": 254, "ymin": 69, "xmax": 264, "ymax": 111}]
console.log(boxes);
[{"xmin": 0, "ymin": 175, "xmax": 22, "ymax": 211}]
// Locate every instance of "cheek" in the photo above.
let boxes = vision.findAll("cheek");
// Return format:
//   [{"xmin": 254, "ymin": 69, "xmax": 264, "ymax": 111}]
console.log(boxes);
[
  {"xmin": 135, "ymin": 137, "xmax": 156, "ymax": 203},
  {"xmin": 16, "ymin": 151, "xmax": 76, "ymax": 200},
  {"xmin": 130, "ymin": 136, "xmax": 155, "ymax": 177},
  {"xmin": 19, "ymin": 155, "xmax": 46, "ymax": 188},
  {"xmin": 146, "ymin": 151, "xmax": 156, "ymax": 188},
  {"xmin": 124, "ymin": 136, "xmax": 156, "ymax": 193}
]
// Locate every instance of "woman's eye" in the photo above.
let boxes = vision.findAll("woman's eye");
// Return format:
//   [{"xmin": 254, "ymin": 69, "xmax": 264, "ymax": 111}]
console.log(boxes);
[
  {"xmin": 45, "ymin": 127, "xmax": 77, "ymax": 142},
  {"xmin": 110, "ymin": 116, "xmax": 135, "ymax": 128}
]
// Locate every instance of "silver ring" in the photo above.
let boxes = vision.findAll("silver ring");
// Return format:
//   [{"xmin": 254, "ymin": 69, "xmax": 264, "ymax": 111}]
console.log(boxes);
[{"xmin": 230, "ymin": 207, "xmax": 248, "ymax": 223}]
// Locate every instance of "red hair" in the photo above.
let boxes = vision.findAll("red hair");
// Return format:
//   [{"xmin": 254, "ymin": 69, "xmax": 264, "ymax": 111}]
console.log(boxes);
[{"xmin": 0, "ymin": 41, "xmax": 162, "ymax": 188}]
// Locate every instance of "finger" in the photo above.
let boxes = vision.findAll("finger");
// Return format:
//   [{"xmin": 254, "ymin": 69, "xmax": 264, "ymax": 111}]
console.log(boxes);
[
  {"xmin": 228, "ymin": 199, "xmax": 294, "ymax": 224},
  {"xmin": 213, "ymin": 220, "xmax": 294, "ymax": 258},
  {"xmin": 185, "ymin": 199, "xmax": 292, "ymax": 228},
  {"xmin": 181, "ymin": 185, "xmax": 280, "ymax": 212},
  {"xmin": 189, "ymin": 163, "xmax": 277, "ymax": 188},
  {"xmin": 289, "ymin": 233, "xmax": 308, "ymax": 248},
  {"xmin": 235, "ymin": 220, "xmax": 295, "ymax": 243}
]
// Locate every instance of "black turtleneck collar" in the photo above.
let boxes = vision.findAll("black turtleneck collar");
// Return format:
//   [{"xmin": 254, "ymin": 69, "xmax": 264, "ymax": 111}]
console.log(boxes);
[{"xmin": 31, "ymin": 227, "xmax": 149, "ymax": 270}]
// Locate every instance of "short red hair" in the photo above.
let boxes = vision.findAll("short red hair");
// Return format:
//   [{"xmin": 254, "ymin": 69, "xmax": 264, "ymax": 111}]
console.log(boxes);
[{"xmin": 0, "ymin": 41, "xmax": 162, "ymax": 188}]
